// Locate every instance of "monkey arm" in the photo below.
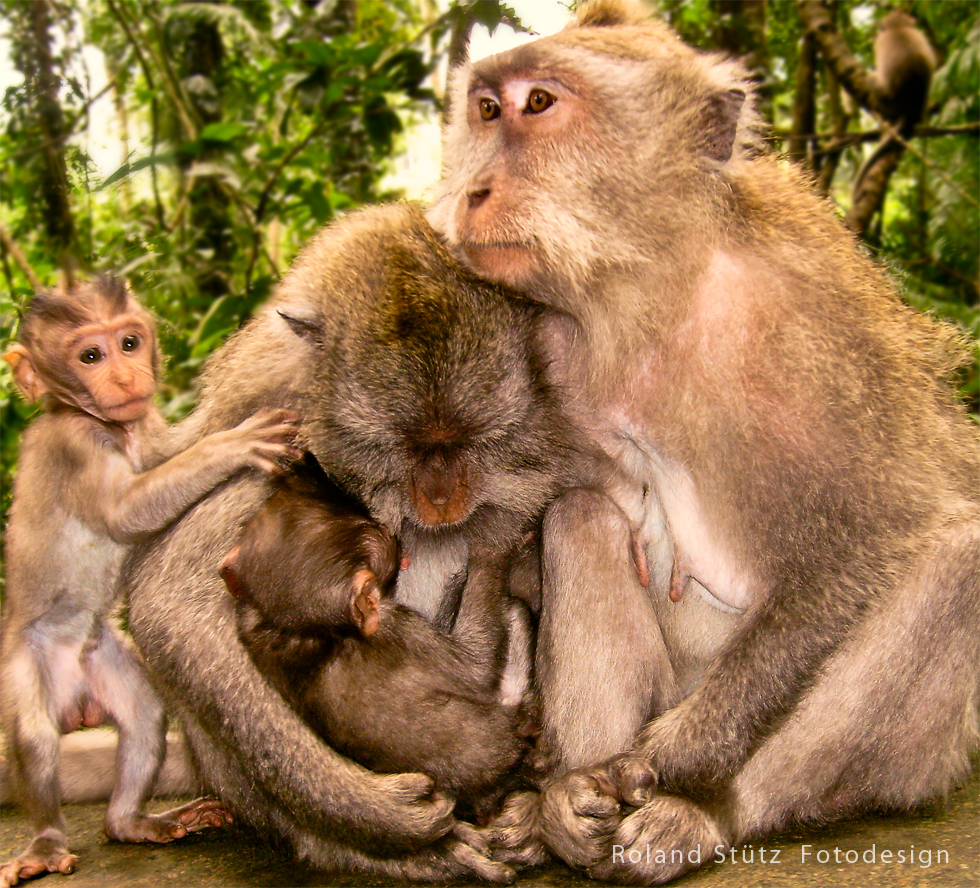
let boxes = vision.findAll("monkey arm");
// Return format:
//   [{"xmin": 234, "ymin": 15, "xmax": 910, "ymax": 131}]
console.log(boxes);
[
  {"xmin": 124, "ymin": 481, "xmax": 460, "ymax": 852},
  {"xmin": 99, "ymin": 409, "xmax": 299, "ymax": 541},
  {"xmin": 610, "ymin": 545, "xmax": 881, "ymax": 804}
]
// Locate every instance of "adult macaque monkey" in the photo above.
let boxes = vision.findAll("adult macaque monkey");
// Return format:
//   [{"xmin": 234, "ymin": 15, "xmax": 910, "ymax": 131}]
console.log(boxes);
[
  {"xmin": 1, "ymin": 277, "xmax": 298, "ymax": 887},
  {"xmin": 429, "ymin": 0, "xmax": 980, "ymax": 883},
  {"xmin": 122, "ymin": 203, "xmax": 575, "ymax": 882}
]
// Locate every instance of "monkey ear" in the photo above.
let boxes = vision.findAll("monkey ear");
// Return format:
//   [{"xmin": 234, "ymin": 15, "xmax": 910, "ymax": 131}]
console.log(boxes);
[
  {"xmin": 351, "ymin": 569, "xmax": 382, "ymax": 637},
  {"xmin": 220, "ymin": 546, "xmax": 245, "ymax": 600},
  {"xmin": 277, "ymin": 306, "xmax": 324, "ymax": 344},
  {"xmin": 3, "ymin": 344, "xmax": 47, "ymax": 403},
  {"xmin": 701, "ymin": 88, "xmax": 745, "ymax": 163}
]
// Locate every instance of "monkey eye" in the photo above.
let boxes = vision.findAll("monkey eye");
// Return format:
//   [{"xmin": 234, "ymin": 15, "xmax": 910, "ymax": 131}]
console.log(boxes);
[
  {"xmin": 79, "ymin": 347, "xmax": 103, "ymax": 365},
  {"xmin": 525, "ymin": 90, "xmax": 556, "ymax": 114},
  {"xmin": 479, "ymin": 98, "xmax": 500, "ymax": 121},
  {"xmin": 120, "ymin": 334, "xmax": 141, "ymax": 352}
]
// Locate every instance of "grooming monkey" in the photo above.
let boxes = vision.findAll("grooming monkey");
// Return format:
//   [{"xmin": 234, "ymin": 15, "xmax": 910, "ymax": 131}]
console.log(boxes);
[
  {"xmin": 1, "ymin": 277, "xmax": 298, "ymax": 887},
  {"xmin": 222, "ymin": 456, "xmax": 527, "ymax": 822},
  {"xmin": 122, "ymin": 203, "xmax": 577, "ymax": 882},
  {"xmin": 850, "ymin": 10, "xmax": 937, "ymax": 218},
  {"xmin": 429, "ymin": 0, "xmax": 979, "ymax": 883}
]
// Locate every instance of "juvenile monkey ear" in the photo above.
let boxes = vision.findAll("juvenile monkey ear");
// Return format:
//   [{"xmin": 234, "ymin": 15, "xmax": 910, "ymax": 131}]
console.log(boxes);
[
  {"xmin": 351, "ymin": 569, "xmax": 381, "ymax": 637},
  {"xmin": 701, "ymin": 88, "xmax": 745, "ymax": 163},
  {"xmin": 277, "ymin": 306, "xmax": 323, "ymax": 344},
  {"xmin": 3, "ymin": 344, "xmax": 47, "ymax": 403}
]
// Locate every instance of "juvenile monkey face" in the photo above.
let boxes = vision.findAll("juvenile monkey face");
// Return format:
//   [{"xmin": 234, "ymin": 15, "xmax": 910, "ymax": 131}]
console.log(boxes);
[{"xmin": 65, "ymin": 312, "xmax": 156, "ymax": 422}]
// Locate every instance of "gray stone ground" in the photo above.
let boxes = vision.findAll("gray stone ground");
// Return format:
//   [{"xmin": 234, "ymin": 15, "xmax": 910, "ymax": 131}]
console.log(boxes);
[{"xmin": 1, "ymin": 729, "xmax": 976, "ymax": 888}]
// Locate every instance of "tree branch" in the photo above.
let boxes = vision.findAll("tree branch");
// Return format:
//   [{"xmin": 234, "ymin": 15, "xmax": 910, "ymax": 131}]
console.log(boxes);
[{"xmin": 0, "ymin": 223, "xmax": 43, "ymax": 291}]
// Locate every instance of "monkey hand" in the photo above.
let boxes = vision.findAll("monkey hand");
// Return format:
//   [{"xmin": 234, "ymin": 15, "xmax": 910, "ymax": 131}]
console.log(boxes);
[
  {"xmin": 360, "ymin": 772, "xmax": 457, "ymax": 848},
  {"xmin": 587, "ymin": 795, "xmax": 727, "ymax": 885},
  {"xmin": 534, "ymin": 767, "xmax": 623, "ymax": 871},
  {"xmin": 444, "ymin": 823, "xmax": 517, "ymax": 883},
  {"xmin": 607, "ymin": 704, "xmax": 734, "ymax": 806},
  {"xmin": 214, "ymin": 408, "xmax": 302, "ymax": 475}
]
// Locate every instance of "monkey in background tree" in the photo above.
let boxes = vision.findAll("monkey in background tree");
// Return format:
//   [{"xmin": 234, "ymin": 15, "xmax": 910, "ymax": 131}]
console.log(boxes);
[
  {"xmin": 1, "ymin": 276, "xmax": 299, "ymax": 887},
  {"xmin": 848, "ymin": 9, "xmax": 937, "ymax": 232},
  {"xmin": 122, "ymin": 203, "xmax": 578, "ymax": 882},
  {"xmin": 429, "ymin": 0, "xmax": 979, "ymax": 882},
  {"xmin": 222, "ymin": 456, "xmax": 528, "ymax": 822}
]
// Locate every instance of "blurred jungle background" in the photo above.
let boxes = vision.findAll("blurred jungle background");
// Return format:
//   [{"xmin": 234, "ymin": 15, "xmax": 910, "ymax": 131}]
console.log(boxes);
[{"xmin": 1, "ymin": 0, "xmax": 978, "ymax": 534}]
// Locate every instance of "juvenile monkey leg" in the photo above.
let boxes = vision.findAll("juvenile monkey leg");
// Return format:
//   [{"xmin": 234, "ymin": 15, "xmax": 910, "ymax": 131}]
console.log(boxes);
[{"xmin": 0, "ymin": 647, "xmax": 77, "ymax": 886}]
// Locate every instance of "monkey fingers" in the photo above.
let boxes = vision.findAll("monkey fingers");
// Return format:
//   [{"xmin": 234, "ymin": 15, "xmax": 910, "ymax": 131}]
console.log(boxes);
[
  {"xmin": 444, "ymin": 824, "xmax": 517, "ymax": 884},
  {"xmin": 1, "ymin": 834, "xmax": 77, "ymax": 887},
  {"xmin": 477, "ymin": 791, "xmax": 551, "ymax": 867},
  {"xmin": 537, "ymin": 768, "xmax": 623, "ymax": 870},
  {"xmin": 588, "ymin": 795, "xmax": 726, "ymax": 885},
  {"xmin": 606, "ymin": 752, "xmax": 659, "ymax": 808}
]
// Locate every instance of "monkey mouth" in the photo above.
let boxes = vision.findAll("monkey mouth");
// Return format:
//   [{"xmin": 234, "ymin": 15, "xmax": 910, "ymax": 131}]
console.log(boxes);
[
  {"xmin": 462, "ymin": 243, "xmax": 537, "ymax": 285},
  {"xmin": 105, "ymin": 395, "xmax": 153, "ymax": 421}
]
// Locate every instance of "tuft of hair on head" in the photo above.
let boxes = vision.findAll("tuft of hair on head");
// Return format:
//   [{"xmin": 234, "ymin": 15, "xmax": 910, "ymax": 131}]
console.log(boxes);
[{"xmin": 575, "ymin": 0, "xmax": 652, "ymax": 29}]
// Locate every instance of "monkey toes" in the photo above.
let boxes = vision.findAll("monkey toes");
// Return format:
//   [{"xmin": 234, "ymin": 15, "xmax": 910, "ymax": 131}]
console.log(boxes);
[
  {"xmin": 479, "ymin": 791, "xmax": 551, "ymax": 867},
  {"xmin": 1, "ymin": 837, "xmax": 77, "ymax": 888},
  {"xmin": 447, "ymin": 823, "xmax": 517, "ymax": 884},
  {"xmin": 538, "ymin": 768, "xmax": 624, "ymax": 870}
]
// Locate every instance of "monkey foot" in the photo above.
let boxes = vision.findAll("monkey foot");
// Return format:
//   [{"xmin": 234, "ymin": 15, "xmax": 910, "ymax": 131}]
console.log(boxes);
[
  {"xmin": 539, "ymin": 768, "xmax": 623, "ymax": 870},
  {"xmin": 479, "ymin": 791, "xmax": 551, "ymax": 868},
  {"xmin": 1, "ymin": 834, "xmax": 77, "ymax": 887},
  {"xmin": 588, "ymin": 795, "xmax": 725, "ymax": 884},
  {"xmin": 104, "ymin": 797, "xmax": 232, "ymax": 844}
]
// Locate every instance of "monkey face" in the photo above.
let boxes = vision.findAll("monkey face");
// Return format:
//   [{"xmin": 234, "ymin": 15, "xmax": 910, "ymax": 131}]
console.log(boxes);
[
  {"xmin": 328, "ymin": 303, "xmax": 558, "ymax": 533},
  {"xmin": 275, "ymin": 206, "xmax": 570, "ymax": 535},
  {"xmin": 429, "ymin": 27, "xmax": 755, "ymax": 301},
  {"xmin": 65, "ymin": 313, "xmax": 157, "ymax": 422}
]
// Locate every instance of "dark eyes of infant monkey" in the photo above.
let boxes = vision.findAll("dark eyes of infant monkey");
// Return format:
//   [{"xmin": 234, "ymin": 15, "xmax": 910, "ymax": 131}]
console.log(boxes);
[
  {"xmin": 1, "ymin": 276, "xmax": 298, "ymax": 887},
  {"xmin": 222, "ymin": 458, "xmax": 527, "ymax": 822}
]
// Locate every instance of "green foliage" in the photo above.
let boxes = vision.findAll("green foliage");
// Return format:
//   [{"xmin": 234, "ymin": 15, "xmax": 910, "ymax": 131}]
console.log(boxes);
[{"xmin": 0, "ymin": 0, "xmax": 524, "ymax": 527}]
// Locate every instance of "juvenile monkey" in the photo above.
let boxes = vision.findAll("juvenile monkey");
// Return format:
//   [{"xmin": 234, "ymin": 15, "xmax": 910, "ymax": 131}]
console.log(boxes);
[
  {"xmin": 429, "ymin": 0, "xmax": 979, "ymax": 882},
  {"xmin": 122, "ymin": 204, "xmax": 577, "ymax": 881},
  {"xmin": 221, "ymin": 457, "xmax": 527, "ymax": 821},
  {"xmin": 1, "ymin": 276, "xmax": 298, "ymax": 887}
]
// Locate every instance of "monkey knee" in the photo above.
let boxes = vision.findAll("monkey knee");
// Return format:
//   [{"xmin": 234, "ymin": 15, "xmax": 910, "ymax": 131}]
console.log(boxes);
[{"xmin": 543, "ymin": 488, "xmax": 630, "ymax": 550}]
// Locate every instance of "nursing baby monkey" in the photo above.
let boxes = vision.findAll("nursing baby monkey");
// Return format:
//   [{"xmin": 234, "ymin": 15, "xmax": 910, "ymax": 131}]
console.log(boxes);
[
  {"xmin": 1, "ymin": 277, "xmax": 298, "ymax": 886},
  {"xmin": 221, "ymin": 455, "xmax": 528, "ymax": 822},
  {"xmin": 430, "ymin": 0, "xmax": 980, "ymax": 883}
]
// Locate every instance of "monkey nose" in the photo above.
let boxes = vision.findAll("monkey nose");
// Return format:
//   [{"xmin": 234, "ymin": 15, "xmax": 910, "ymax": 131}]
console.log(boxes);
[{"xmin": 468, "ymin": 188, "xmax": 491, "ymax": 209}]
